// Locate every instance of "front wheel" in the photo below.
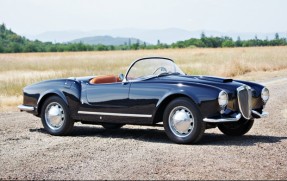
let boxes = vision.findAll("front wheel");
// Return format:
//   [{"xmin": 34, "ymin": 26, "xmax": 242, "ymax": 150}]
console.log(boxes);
[
  {"xmin": 41, "ymin": 96, "xmax": 74, "ymax": 135},
  {"xmin": 163, "ymin": 98, "xmax": 206, "ymax": 144},
  {"xmin": 218, "ymin": 118, "xmax": 254, "ymax": 136}
]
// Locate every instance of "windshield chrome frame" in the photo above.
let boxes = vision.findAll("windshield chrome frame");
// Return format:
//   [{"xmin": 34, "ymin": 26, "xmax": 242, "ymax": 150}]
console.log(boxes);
[{"xmin": 123, "ymin": 57, "xmax": 177, "ymax": 83}]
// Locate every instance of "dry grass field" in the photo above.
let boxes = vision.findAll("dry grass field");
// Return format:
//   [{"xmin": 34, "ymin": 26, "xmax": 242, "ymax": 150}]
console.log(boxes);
[{"xmin": 0, "ymin": 46, "xmax": 287, "ymax": 111}]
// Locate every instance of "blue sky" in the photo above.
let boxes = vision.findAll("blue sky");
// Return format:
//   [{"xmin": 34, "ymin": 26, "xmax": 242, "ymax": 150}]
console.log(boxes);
[{"xmin": 0, "ymin": 0, "xmax": 286, "ymax": 34}]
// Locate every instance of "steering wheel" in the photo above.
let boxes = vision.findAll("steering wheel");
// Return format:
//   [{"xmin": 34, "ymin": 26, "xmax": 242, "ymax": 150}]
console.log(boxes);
[{"xmin": 153, "ymin": 67, "xmax": 167, "ymax": 75}]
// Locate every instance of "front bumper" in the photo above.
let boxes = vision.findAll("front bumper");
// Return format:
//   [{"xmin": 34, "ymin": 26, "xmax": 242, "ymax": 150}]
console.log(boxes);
[
  {"xmin": 251, "ymin": 110, "xmax": 269, "ymax": 118},
  {"xmin": 203, "ymin": 110, "xmax": 269, "ymax": 123},
  {"xmin": 18, "ymin": 105, "xmax": 35, "ymax": 112},
  {"xmin": 203, "ymin": 113, "xmax": 241, "ymax": 123}
]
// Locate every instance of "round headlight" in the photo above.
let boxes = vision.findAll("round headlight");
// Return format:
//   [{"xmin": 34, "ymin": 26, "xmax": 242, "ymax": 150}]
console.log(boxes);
[
  {"xmin": 218, "ymin": 91, "xmax": 228, "ymax": 107},
  {"xmin": 261, "ymin": 87, "xmax": 269, "ymax": 103}
]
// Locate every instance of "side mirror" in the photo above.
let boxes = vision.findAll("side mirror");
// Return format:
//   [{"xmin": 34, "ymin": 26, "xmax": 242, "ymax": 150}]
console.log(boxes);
[{"xmin": 118, "ymin": 73, "xmax": 124, "ymax": 81}]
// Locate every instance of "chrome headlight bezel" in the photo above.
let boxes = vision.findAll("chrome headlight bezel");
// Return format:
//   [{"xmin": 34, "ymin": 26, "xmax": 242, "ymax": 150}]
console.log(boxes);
[
  {"xmin": 218, "ymin": 90, "xmax": 229, "ymax": 108},
  {"xmin": 261, "ymin": 87, "xmax": 269, "ymax": 103}
]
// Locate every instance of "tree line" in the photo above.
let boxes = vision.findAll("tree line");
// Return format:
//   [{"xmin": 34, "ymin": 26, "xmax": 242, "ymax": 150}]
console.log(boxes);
[
  {"xmin": 0, "ymin": 23, "xmax": 286, "ymax": 53},
  {"xmin": 171, "ymin": 32, "xmax": 287, "ymax": 48}
]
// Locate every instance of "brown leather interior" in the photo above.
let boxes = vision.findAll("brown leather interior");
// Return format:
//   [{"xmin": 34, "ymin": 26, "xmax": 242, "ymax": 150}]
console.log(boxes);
[
  {"xmin": 89, "ymin": 75, "xmax": 121, "ymax": 84},
  {"xmin": 116, "ymin": 76, "xmax": 122, "ymax": 82}
]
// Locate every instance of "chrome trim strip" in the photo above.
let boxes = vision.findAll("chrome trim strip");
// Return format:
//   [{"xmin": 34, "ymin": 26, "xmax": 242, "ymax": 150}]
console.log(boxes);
[
  {"xmin": 78, "ymin": 111, "xmax": 152, "ymax": 118},
  {"xmin": 18, "ymin": 105, "xmax": 35, "ymax": 111},
  {"xmin": 203, "ymin": 113, "xmax": 242, "ymax": 123},
  {"xmin": 252, "ymin": 110, "xmax": 269, "ymax": 118}
]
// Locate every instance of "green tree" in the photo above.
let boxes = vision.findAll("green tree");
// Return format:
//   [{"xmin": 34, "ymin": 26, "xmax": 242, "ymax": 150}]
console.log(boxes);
[
  {"xmin": 275, "ymin": 33, "xmax": 279, "ymax": 40},
  {"xmin": 0, "ymin": 40, "xmax": 3, "ymax": 52},
  {"xmin": 222, "ymin": 40, "xmax": 234, "ymax": 47},
  {"xmin": 200, "ymin": 32, "xmax": 206, "ymax": 39},
  {"xmin": 128, "ymin": 38, "xmax": 131, "ymax": 49},
  {"xmin": 131, "ymin": 42, "xmax": 140, "ymax": 50},
  {"xmin": 96, "ymin": 44, "xmax": 108, "ymax": 51},
  {"xmin": 235, "ymin": 36, "xmax": 242, "ymax": 47},
  {"xmin": 11, "ymin": 42, "xmax": 22, "ymax": 52},
  {"xmin": 0, "ymin": 23, "xmax": 6, "ymax": 32},
  {"xmin": 24, "ymin": 43, "xmax": 38, "ymax": 52}
]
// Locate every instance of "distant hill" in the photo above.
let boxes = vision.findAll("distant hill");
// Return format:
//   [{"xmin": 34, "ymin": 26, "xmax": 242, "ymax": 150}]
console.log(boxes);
[{"xmin": 70, "ymin": 35, "xmax": 146, "ymax": 46}]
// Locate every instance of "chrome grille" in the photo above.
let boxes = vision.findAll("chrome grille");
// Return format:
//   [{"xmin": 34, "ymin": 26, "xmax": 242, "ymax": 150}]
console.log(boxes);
[{"xmin": 237, "ymin": 86, "xmax": 252, "ymax": 119}]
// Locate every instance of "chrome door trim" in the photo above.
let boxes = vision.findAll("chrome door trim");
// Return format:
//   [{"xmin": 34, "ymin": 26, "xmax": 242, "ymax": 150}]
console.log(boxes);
[{"xmin": 78, "ymin": 111, "xmax": 152, "ymax": 118}]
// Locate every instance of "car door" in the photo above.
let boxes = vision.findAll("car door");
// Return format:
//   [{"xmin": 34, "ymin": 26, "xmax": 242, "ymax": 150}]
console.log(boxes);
[
  {"xmin": 128, "ymin": 80, "xmax": 171, "ymax": 116},
  {"xmin": 85, "ymin": 82, "xmax": 130, "ymax": 113},
  {"xmin": 80, "ymin": 81, "xmax": 156, "ymax": 124}
]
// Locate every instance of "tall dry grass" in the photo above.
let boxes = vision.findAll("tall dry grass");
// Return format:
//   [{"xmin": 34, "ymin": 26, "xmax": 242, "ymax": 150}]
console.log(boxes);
[{"xmin": 1, "ymin": 46, "xmax": 287, "ymax": 111}]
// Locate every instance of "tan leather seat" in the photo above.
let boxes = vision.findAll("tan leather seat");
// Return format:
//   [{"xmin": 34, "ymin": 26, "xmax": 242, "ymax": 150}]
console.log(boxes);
[
  {"xmin": 116, "ymin": 76, "xmax": 122, "ymax": 82},
  {"xmin": 90, "ymin": 75, "xmax": 121, "ymax": 84}
]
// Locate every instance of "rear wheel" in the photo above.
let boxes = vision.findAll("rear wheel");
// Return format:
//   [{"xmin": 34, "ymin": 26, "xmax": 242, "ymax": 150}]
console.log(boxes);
[
  {"xmin": 40, "ymin": 96, "xmax": 74, "ymax": 135},
  {"xmin": 163, "ymin": 97, "xmax": 206, "ymax": 144},
  {"xmin": 218, "ymin": 118, "xmax": 254, "ymax": 136},
  {"xmin": 102, "ymin": 123, "xmax": 125, "ymax": 129}
]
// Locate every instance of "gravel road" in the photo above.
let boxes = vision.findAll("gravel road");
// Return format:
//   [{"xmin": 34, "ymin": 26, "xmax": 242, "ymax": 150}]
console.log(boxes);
[{"xmin": 0, "ymin": 77, "xmax": 287, "ymax": 180}]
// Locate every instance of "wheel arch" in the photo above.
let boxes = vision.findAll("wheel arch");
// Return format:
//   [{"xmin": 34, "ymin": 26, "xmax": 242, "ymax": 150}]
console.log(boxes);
[
  {"xmin": 152, "ymin": 93, "xmax": 198, "ymax": 124},
  {"xmin": 37, "ymin": 90, "xmax": 68, "ymax": 116}
]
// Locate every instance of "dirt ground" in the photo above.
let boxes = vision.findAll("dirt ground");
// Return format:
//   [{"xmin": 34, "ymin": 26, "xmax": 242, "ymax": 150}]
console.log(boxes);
[{"xmin": 0, "ymin": 76, "xmax": 287, "ymax": 180}]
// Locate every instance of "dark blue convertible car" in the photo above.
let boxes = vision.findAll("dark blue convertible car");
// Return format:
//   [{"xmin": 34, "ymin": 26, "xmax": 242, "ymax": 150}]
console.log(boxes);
[{"xmin": 18, "ymin": 57, "xmax": 269, "ymax": 144}]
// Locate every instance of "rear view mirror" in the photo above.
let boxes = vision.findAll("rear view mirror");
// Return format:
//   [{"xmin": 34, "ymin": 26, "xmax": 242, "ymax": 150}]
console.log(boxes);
[{"xmin": 118, "ymin": 73, "xmax": 124, "ymax": 81}]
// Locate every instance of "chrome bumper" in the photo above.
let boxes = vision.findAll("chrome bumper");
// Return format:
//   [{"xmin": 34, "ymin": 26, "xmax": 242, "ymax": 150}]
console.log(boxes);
[
  {"xmin": 252, "ymin": 110, "xmax": 269, "ymax": 118},
  {"xmin": 18, "ymin": 105, "xmax": 35, "ymax": 111},
  {"xmin": 203, "ymin": 113, "xmax": 242, "ymax": 123},
  {"xmin": 203, "ymin": 110, "xmax": 268, "ymax": 123}
]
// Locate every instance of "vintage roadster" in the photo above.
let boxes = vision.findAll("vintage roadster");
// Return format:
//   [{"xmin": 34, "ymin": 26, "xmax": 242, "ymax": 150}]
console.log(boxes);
[{"xmin": 18, "ymin": 57, "xmax": 269, "ymax": 144}]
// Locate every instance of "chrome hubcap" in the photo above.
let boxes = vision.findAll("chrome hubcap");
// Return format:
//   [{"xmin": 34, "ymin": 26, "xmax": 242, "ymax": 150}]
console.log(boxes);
[
  {"xmin": 45, "ymin": 102, "xmax": 65, "ymax": 130},
  {"xmin": 169, "ymin": 106, "xmax": 194, "ymax": 137}
]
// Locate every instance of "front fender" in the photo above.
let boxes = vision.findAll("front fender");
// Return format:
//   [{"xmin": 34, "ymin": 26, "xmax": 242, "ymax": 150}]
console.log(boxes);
[
  {"xmin": 36, "ymin": 89, "xmax": 69, "ymax": 115},
  {"xmin": 36, "ymin": 81, "xmax": 81, "ymax": 116},
  {"xmin": 154, "ymin": 83, "xmax": 224, "ymax": 120},
  {"xmin": 234, "ymin": 80, "xmax": 264, "ymax": 97},
  {"xmin": 38, "ymin": 89, "xmax": 68, "ymax": 106}
]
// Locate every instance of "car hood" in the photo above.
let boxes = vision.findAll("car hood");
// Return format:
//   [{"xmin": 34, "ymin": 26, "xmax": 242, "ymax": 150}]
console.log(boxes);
[{"xmin": 158, "ymin": 75, "xmax": 247, "ymax": 93}]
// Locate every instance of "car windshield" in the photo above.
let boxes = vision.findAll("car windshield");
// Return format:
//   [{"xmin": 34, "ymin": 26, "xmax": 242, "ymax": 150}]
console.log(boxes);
[{"xmin": 126, "ymin": 58, "xmax": 185, "ymax": 81}]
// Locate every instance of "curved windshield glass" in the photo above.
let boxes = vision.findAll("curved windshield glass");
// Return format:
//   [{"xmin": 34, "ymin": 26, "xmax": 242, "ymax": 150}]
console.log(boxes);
[{"xmin": 126, "ymin": 58, "xmax": 185, "ymax": 81}]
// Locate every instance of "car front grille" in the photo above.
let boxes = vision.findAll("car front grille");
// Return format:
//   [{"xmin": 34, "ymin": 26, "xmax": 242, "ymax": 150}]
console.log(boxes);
[{"xmin": 237, "ymin": 86, "xmax": 252, "ymax": 119}]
